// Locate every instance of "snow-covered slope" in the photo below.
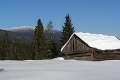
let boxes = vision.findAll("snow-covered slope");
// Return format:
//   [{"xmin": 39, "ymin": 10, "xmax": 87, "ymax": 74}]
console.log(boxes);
[
  {"xmin": 1, "ymin": 26, "xmax": 62, "ymax": 42},
  {"xmin": 6, "ymin": 26, "xmax": 35, "ymax": 32},
  {"xmin": 0, "ymin": 60, "xmax": 120, "ymax": 80}
]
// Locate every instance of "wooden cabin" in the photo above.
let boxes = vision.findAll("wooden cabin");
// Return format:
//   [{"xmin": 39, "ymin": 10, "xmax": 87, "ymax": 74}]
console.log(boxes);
[{"xmin": 61, "ymin": 32, "xmax": 120, "ymax": 61}]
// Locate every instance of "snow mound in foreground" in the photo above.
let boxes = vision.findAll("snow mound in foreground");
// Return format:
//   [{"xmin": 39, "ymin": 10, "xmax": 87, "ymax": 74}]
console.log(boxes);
[{"xmin": 52, "ymin": 57, "xmax": 64, "ymax": 60}]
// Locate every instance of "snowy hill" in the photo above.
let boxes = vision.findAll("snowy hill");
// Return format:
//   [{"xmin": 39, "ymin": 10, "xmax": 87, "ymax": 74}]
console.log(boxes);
[
  {"xmin": 0, "ymin": 26, "xmax": 62, "ymax": 42},
  {"xmin": 0, "ymin": 60, "xmax": 120, "ymax": 80},
  {"xmin": 0, "ymin": 29, "xmax": 31, "ymax": 42},
  {"xmin": 6, "ymin": 26, "xmax": 35, "ymax": 32}
]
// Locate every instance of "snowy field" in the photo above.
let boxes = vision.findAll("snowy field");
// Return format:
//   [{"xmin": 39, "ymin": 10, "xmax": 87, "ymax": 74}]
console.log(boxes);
[{"xmin": 0, "ymin": 58, "xmax": 120, "ymax": 80}]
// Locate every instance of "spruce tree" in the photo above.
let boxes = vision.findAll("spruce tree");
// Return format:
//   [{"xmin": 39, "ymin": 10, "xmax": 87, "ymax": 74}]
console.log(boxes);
[
  {"xmin": 47, "ymin": 21, "xmax": 53, "ymax": 39},
  {"xmin": 2, "ymin": 32, "xmax": 9, "ymax": 60},
  {"xmin": 60, "ymin": 14, "xmax": 75, "ymax": 46},
  {"xmin": 46, "ymin": 21, "xmax": 59, "ymax": 58},
  {"xmin": 46, "ymin": 21, "xmax": 54, "ymax": 58},
  {"xmin": 0, "ymin": 39, "xmax": 3, "ymax": 60},
  {"xmin": 33, "ymin": 19, "xmax": 46, "ymax": 60}
]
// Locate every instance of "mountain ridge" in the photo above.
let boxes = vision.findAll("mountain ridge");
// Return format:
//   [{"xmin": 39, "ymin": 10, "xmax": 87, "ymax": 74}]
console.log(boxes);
[{"xmin": 0, "ymin": 26, "xmax": 62, "ymax": 42}]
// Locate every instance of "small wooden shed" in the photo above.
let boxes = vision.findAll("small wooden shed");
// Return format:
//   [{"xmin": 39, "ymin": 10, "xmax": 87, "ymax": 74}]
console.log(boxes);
[{"xmin": 61, "ymin": 32, "xmax": 120, "ymax": 61}]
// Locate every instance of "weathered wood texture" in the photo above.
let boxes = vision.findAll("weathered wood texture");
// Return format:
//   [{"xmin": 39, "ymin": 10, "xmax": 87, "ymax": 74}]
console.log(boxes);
[
  {"xmin": 61, "ymin": 34, "xmax": 93, "ymax": 60},
  {"xmin": 61, "ymin": 34, "xmax": 120, "ymax": 61},
  {"xmin": 62, "ymin": 34, "xmax": 92, "ymax": 54},
  {"xmin": 92, "ymin": 50, "xmax": 120, "ymax": 61},
  {"xmin": 67, "ymin": 52, "xmax": 92, "ymax": 60}
]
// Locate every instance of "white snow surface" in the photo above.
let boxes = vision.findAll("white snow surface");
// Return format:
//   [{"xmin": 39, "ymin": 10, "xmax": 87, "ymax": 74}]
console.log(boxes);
[
  {"xmin": 0, "ymin": 60, "xmax": 120, "ymax": 80},
  {"xmin": 52, "ymin": 57, "xmax": 64, "ymax": 60},
  {"xmin": 61, "ymin": 32, "xmax": 120, "ymax": 51},
  {"xmin": 6, "ymin": 26, "xmax": 35, "ymax": 31}
]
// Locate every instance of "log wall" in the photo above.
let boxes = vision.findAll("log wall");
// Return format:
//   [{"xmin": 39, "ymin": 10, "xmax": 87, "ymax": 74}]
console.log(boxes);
[
  {"xmin": 61, "ymin": 34, "xmax": 120, "ymax": 61},
  {"xmin": 93, "ymin": 50, "xmax": 120, "ymax": 61}
]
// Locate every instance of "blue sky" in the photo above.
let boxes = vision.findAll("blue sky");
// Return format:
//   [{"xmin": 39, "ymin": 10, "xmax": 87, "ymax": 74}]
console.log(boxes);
[{"xmin": 0, "ymin": 0, "xmax": 120, "ymax": 37}]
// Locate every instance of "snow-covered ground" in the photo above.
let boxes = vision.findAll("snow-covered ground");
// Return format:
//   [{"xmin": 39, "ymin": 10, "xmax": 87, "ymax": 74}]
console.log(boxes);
[{"xmin": 0, "ymin": 59, "xmax": 120, "ymax": 80}]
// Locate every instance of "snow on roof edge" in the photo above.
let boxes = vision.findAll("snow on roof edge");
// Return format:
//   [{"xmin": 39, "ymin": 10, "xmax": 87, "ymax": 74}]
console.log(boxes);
[
  {"xmin": 75, "ymin": 32, "xmax": 120, "ymax": 50},
  {"xmin": 61, "ymin": 33, "xmax": 75, "ymax": 52},
  {"xmin": 61, "ymin": 32, "xmax": 120, "ymax": 51}
]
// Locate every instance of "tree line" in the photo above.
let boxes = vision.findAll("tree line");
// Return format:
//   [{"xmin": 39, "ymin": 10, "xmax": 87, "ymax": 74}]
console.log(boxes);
[
  {"xmin": 0, "ymin": 14, "xmax": 75, "ymax": 60},
  {"xmin": 0, "ymin": 32, "xmax": 33, "ymax": 60}
]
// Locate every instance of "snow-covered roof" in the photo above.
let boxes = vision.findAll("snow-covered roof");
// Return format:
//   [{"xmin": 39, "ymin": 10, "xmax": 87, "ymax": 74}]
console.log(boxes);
[{"xmin": 61, "ymin": 32, "xmax": 120, "ymax": 51}]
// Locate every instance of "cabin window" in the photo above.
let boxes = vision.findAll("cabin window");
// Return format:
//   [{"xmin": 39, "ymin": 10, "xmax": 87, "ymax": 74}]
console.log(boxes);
[
  {"xmin": 75, "ymin": 37, "xmax": 77, "ymax": 50},
  {"xmin": 73, "ymin": 39, "xmax": 75, "ymax": 50},
  {"xmin": 73, "ymin": 36, "xmax": 77, "ymax": 51}
]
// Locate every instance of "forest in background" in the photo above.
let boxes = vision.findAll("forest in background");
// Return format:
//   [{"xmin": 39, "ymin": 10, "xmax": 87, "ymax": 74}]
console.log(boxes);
[{"xmin": 0, "ymin": 14, "xmax": 75, "ymax": 60}]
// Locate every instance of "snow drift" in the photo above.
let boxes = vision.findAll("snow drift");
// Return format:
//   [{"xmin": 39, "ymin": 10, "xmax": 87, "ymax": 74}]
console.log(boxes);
[{"xmin": 0, "ymin": 60, "xmax": 120, "ymax": 80}]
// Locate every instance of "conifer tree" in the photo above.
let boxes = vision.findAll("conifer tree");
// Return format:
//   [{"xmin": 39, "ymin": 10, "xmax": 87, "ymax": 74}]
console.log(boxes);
[
  {"xmin": 60, "ymin": 14, "xmax": 75, "ymax": 46},
  {"xmin": 51, "ymin": 42, "xmax": 59, "ymax": 58},
  {"xmin": 33, "ymin": 19, "xmax": 46, "ymax": 60},
  {"xmin": 47, "ymin": 21, "xmax": 53, "ymax": 39},
  {"xmin": 2, "ymin": 32, "xmax": 9, "ymax": 60},
  {"xmin": 0, "ymin": 32, "xmax": 34, "ymax": 60},
  {"xmin": 0, "ymin": 39, "xmax": 3, "ymax": 60},
  {"xmin": 46, "ymin": 21, "xmax": 54, "ymax": 58},
  {"xmin": 46, "ymin": 21, "xmax": 59, "ymax": 58}
]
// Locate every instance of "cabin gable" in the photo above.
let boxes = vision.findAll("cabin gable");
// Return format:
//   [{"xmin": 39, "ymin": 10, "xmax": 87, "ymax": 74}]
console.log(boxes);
[{"xmin": 62, "ymin": 34, "xmax": 92, "ymax": 55}]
